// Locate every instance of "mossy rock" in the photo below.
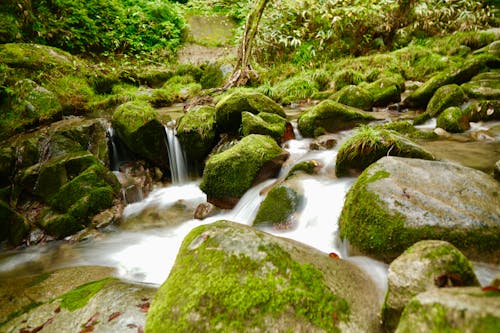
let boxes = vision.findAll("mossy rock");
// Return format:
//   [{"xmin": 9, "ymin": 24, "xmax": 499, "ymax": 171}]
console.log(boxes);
[
  {"xmin": 200, "ymin": 63, "xmax": 224, "ymax": 89},
  {"xmin": 0, "ymin": 147, "xmax": 14, "ymax": 187},
  {"xmin": 297, "ymin": 100, "xmax": 375, "ymax": 137},
  {"xmin": 375, "ymin": 121, "xmax": 438, "ymax": 140},
  {"xmin": 461, "ymin": 71, "xmax": 500, "ymax": 99},
  {"xmin": 382, "ymin": 240, "xmax": 480, "ymax": 332},
  {"xmin": 339, "ymin": 156, "xmax": 500, "ymax": 263},
  {"xmin": 365, "ymin": 77, "xmax": 402, "ymax": 107},
  {"xmin": 241, "ymin": 111, "xmax": 287, "ymax": 142},
  {"xmin": 146, "ymin": 220, "xmax": 383, "ymax": 332},
  {"xmin": 395, "ymin": 287, "xmax": 500, "ymax": 333},
  {"xmin": 436, "ymin": 106, "xmax": 470, "ymax": 133},
  {"xmin": 200, "ymin": 134, "xmax": 287, "ymax": 208},
  {"xmin": 0, "ymin": 200, "xmax": 29, "ymax": 245},
  {"xmin": 111, "ymin": 100, "xmax": 169, "ymax": 170},
  {"xmin": 0, "ymin": 43, "xmax": 76, "ymax": 72},
  {"xmin": 253, "ymin": 185, "xmax": 300, "ymax": 227},
  {"xmin": 177, "ymin": 105, "xmax": 218, "ymax": 164},
  {"xmin": 285, "ymin": 160, "xmax": 322, "ymax": 179},
  {"xmin": 426, "ymin": 84, "xmax": 467, "ymax": 117},
  {"xmin": 465, "ymin": 100, "xmax": 500, "ymax": 122},
  {"xmin": 335, "ymin": 126, "xmax": 435, "ymax": 177},
  {"xmin": 331, "ymin": 85, "xmax": 373, "ymax": 111},
  {"xmin": 403, "ymin": 59, "xmax": 484, "ymax": 108},
  {"xmin": 215, "ymin": 91, "xmax": 286, "ymax": 133}
]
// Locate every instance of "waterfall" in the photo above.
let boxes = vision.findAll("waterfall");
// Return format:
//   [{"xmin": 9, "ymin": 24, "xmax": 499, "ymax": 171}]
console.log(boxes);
[
  {"xmin": 107, "ymin": 126, "xmax": 136, "ymax": 171},
  {"xmin": 165, "ymin": 120, "xmax": 188, "ymax": 184}
]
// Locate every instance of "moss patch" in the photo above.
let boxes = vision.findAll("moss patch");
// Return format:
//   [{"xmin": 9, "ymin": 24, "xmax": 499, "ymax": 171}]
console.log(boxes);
[
  {"xmin": 436, "ymin": 106, "xmax": 470, "ymax": 133},
  {"xmin": 58, "ymin": 277, "xmax": 115, "ymax": 311},
  {"xmin": 426, "ymin": 84, "xmax": 466, "ymax": 117},
  {"xmin": 241, "ymin": 111, "xmax": 287, "ymax": 142},
  {"xmin": 253, "ymin": 186, "xmax": 300, "ymax": 227}
]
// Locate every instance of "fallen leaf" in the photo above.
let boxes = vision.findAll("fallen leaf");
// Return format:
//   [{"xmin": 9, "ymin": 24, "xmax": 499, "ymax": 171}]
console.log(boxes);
[
  {"xmin": 136, "ymin": 302, "xmax": 150, "ymax": 313},
  {"xmin": 54, "ymin": 307, "xmax": 61, "ymax": 314},
  {"xmin": 138, "ymin": 326, "xmax": 144, "ymax": 333},
  {"xmin": 108, "ymin": 311, "xmax": 121, "ymax": 322},
  {"xmin": 79, "ymin": 312, "xmax": 100, "ymax": 333},
  {"xmin": 328, "ymin": 252, "xmax": 339, "ymax": 259},
  {"xmin": 482, "ymin": 285, "xmax": 500, "ymax": 292}
]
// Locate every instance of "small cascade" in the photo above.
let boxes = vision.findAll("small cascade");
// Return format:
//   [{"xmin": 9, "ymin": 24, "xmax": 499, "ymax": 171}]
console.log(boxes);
[
  {"xmin": 107, "ymin": 127, "xmax": 136, "ymax": 171},
  {"xmin": 165, "ymin": 121, "xmax": 188, "ymax": 184}
]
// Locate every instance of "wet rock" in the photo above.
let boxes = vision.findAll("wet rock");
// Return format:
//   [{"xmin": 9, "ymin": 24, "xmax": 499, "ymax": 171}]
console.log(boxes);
[
  {"xmin": 436, "ymin": 106, "xmax": 470, "ymax": 133},
  {"xmin": 122, "ymin": 201, "xmax": 195, "ymax": 230},
  {"xmin": 146, "ymin": 221, "xmax": 383, "ymax": 332},
  {"xmin": 285, "ymin": 160, "xmax": 322, "ymax": 179},
  {"xmin": 427, "ymin": 84, "xmax": 467, "ymax": 118},
  {"xmin": 0, "ymin": 200, "xmax": 29, "ymax": 245},
  {"xmin": 365, "ymin": 76, "xmax": 403, "ymax": 107},
  {"xmin": 215, "ymin": 91, "xmax": 286, "ymax": 133},
  {"xmin": 331, "ymin": 84, "xmax": 373, "ymax": 111},
  {"xmin": 395, "ymin": 287, "xmax": 500, "ymax": 333},
  {"xmin": 297, "ymin": 100, "xmax": 375, "ymax": 137},
  {"xmin": 309, "ymin": 134, "xmax": 338, "ymax": 150},
  {"xmin": 339, "ymin": 156, "xmax": 500, "ymax": 263},
  {"xmin": 465, "ymin": 99, "xmax": 500, "ymax": 122},
  {"xmin": 335, "ymin": 127, "xmax": 434, "ymax": 177},
  {"xmin": 253, "ymin": 184, "xmax": 300, "ymax": 228},
  {"xmin": 461, "ymin": 71, "xmax": 500, "ymax": 100},
  {"xmin": 382, "ymin": 240, "xmax": 480, "ymax": 331},
  {"xmin": 241, "ymin": 111, "xmax": 288, "ymax": 143},
  {"xmin": 177, "ymin": 105, "xmax": 218, "ymax": 164},
  {"xmin": 200, "ymin": 135, "xmax": 287, "ymax": 209},
  {"xmin": 194, "ymin": 202, "xmax": 219, "ymax": 220},
  {"xmin": 111, "ymin": 100, "xmax": 170, "ymax": 171}
]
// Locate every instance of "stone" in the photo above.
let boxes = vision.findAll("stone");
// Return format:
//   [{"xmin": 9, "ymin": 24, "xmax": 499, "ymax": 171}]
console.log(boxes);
[
  {"xmin": 331, "ymin": 85, "xmax": 373, "ymax": 111},
  {"xmin": 426, "ymin": 84, "xmax": 466, "ymax": 118},
  {"xmin": 436, "ymin": 106, "xmax": 470, "ymax": 133}
]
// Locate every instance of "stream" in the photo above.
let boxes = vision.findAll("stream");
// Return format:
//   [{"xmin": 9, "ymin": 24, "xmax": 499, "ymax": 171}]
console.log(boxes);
[{"xmin": 0, "ymin": 118, "xmax": 499, "ymax": 301}]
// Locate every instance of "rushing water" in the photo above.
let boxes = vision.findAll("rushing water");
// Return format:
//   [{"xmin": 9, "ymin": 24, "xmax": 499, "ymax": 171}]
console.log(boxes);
[{"xmin": 165, "ymin": 120, "xmax": 188, "ymax": 184}]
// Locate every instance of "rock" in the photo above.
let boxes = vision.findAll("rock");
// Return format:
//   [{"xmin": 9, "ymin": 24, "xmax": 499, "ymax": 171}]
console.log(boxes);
[
  {"xmin": 365, "ymin": 77, "xmax": 402, "ymax": 107},
  {"xmin": 0, "ymin": 200, "xmax": 29, "ymax": 245},
  {"xmin": 200, "ymin": 134, "xmax": 287, "ymax": 208},
  {"xmin": 461, "ymin": 71, "xmax": 500, "ymax": 99},
  {"xmin": 465, "ymin": 100, "xmax": 500, "ymax": 122},
  {"xmin": 0, "ymin": 266, "xmax": 156, "ymax": 333},
  {"xmin": 403, "ymin": 59, "xmax": 484, "ymax": 108},
  {"xmin": 241, "ymin": 111, "xmax": 288, "ymax": 142},
  {"xmin": 436, "ymin": 106, "xmax": 470, "ymax": 133},
  {"xmin": 297, "ymin": 100, "xmax": 375, "ymax": 137},
  {"xmin": 285, "ymin": 160, "xmax": 322, "ymax": 179},
  {"xmin": 395, "ymin": 287, "xmax": 500, "ymax": 333},
  {"xmin": 0, "ymin": 147, "xmax": 14, "ymax": 187},
  {"xmin": 309, "ymin": 134, "xmax": 338, "ymax": 150},
  {"xmin": 339, "ymin": 156, "xmax": 500, "ymax": 263},
  {"xmin": 488, "ymin": 40, "xmax": 500, "ymax": 57},
  {"xmin": 215, "ymin": 91, "xmax": 286, "ymax": 133},
  {"xmin": 176, "ymin": 105, "xmax": 218, "ymax": 164},
  {"xmin": 382, "ymin": 240, "xmax": 480, "ymax": 331},
  {"xmin": 146, "ymin": 221, "xmax": 383, "ymax": 332},
  {"xmin": 335, "ymin": 127, "xmax": 435, "ymax": 177},
  {"xmin": 253, "ymin": 184, "xmax": 300, "ymax": 228},
  {"xmin": 0, "ymin": 43, "xmax": 76, "ymax": 72},
  {"xmin": 331, "ymin": 85, "xmax": 373, "ymax": 111},
  {"xmin": 194, "ymin": 202, "xmax": 219, "ymax": 220},
  {"xmin": 111, "ymin": 100, "xmax": 170, "ymax": 171},
  {"xmin": 426, "ymin": 84, "xmax": 467, "ymax": 118},
  {"xmin": 495, "ymin": 160, "xmax": 500, "ymax": 181}
]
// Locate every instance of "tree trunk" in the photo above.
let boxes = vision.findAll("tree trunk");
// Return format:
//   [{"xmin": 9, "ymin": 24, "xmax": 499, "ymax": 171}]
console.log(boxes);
[{"xmin": 224, "ymin": 0, "xmax": 270, "ymax": 88}]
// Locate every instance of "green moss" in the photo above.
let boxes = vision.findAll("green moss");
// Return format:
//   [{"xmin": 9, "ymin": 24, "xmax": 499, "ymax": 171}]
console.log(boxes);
[
  {"xmin": 46, "ymin": 74, "xmax": 95, "ymax": 114},
  {"xmin": 332, "ymin": 69, "xmax": 364, "ymax": 91},
  {"xmin": 465, "ymin": 100, "xmax": 500, "ymax": 122},
  {"xmin": 59, "ymin": 277, "xmax": 115, "ymax": 311},
  {"xmin": 0, "ymin": 302, "xmax": 43, "ymax": 327},
  {"xmin": 149, "ymin": 82, "xmax": 202, "ymax": 107},
  {"xmin": 436, "ymin": 106, "xmax": 470, "ymax": 133},
  {"xmin": 271, "ymin": 74, "xmax": 320, "ymax": 104},
  {"xmin": 427, "ymin": 84, "xmax": 466, "ymax": 117},
  {"xmin": 364, "ymin": 77, "xmax": 401, "ymax": 107},
  {"xmin": 253, "ymin": 186, "xmax": 300, "ymax": 227},
  {"xmin": 297, "ymin": 100, "xmax": 375, "ymax": 137},
  {"xmin": 200, "ymin": 64, "xmax": 224, "ymax": 89},
  {"xmin": 376, "ymin": 121, "xmax": 437, "ymax": 140},
  {"xmin": 285, "ymin": 160, "xmax": 321, "ymax": 179},
  {"xmin": 146, "ymin": 222, "xmax": 349, "ymax": 332},
  {"xmin": 331, "ymin": 85, "xmax": 373, "ymax": 111},
  {"xmin": 413, "ymin": 112, "xmax": 431, "ymax": 126},
  {"xmin": 112, "ymin": 100, "xmax": 159, "ymax": 136},
  {"xmin": 241, "ymin": 111, "xmax": 287, "ymax": 142}
]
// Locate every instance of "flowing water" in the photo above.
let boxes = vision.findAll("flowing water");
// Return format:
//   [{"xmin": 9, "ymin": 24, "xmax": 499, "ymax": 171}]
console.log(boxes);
[
  {"xmin": 1, "ymin": 120, "xmax": 499, "ymax": 299},
  {"xmin": 165, "ymin": 120, "xmax": 189, "ymax": 184}
]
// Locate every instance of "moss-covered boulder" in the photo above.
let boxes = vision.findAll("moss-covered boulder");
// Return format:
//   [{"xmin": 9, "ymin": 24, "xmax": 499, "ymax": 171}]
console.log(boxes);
[
  {"xmin": 461, "ymin": 71, "xmax": 500, "ymax": 99},
  {"xmin": 0, "ymin": 200, "xmax": 29, "ymax": 245},
  {"xmin": 331, "ymin": 85, "xmax": 373, "ymax": 111},
  {"xmin": 436, "ymin": 106, "xmax": 470, "ymax": 133},
  {"xmin": 111, "ymin": 100, "xmax": 169, "ymax": 171},
  {"xmin": 285, "ymin": 160, "xmax": 322, "ymax": 179},
  {"xmin": 465, "ymin": 100, "xmax": 500, "ymax": 122},
  {"xmin": 339, "ymin": 156, "xmax": 500, "ymax": 263},
  {"xmin": 395, "ymin": 287, "xmax": 500, "ymax": 333},
  {"xmin": 335, "ymin": 126, "xmax": 435, "ymax": 177},
  {"xmin": 0, "ymin": 43, "xmax": 76, "ymax": 72},
  {"xmin": 200, "ymin": 134, "xmax": 287, "ymax": 208},
  {"xmin": 426, "ymin": 84, "xmax": 467, "ymax": 117},
  {"xmin": 297, "ymin": 100, "xmax": 375, "ymax": 137},
  {"xmin": 382, "ymin": 240, "xmax": 480, "ymax": 331},
  {"xmin": 253, "ymin": 185, "xmax": 300, "ymax": 228},
  {"xmin": 176, "ymin": 105, "xmax": 218, "ymax": 164},
  {"xmin": 215, "ymin": 91, "xmax": 286, "ymax": 133},
  {"xmin": 403, "ymin": 59, "xmax": 484, "ymax": 108},
  {"xmin": 365, "ymin": 77, "xmax": 402, "ymax": 107},
  {"xmin": 241, "ymin": 111, "xmax": 288, "ymax": 142},
  {"xmin": 146, "ymin": 220, "xmax": 383, "ymax": 332}
]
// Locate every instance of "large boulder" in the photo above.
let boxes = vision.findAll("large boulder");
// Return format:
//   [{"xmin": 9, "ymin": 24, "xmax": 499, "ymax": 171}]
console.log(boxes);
[
  {"xmin": 461, "ymin": 71, "xmax": 500, "ymax": 100},
  {"xmin": 200, "ymin": 134, "xmax": 288, "ymax": 208},
  {"xmin": 146, "ymin": 220, "xmax": 383, "ymax": 332},
  {"xmin": 241, "ymin": 111, "xmax": 288, "ymax": 143},
  {"xmin": 339, "ymin": 156, "xmax": 500, "ymax": 263},
  {"xmin": 395, "ymin": 287, "xmax": 500, "ymax": 333},
  {"xmin": 335, "ymin": 127, "xmax": 435, "ymax": 177},
  {"xmin": 465, "ymin": 100, "xmax": 500, "ymax": 122},
  {"xmin": 298, "ymin": 100, "xmax": 375, "ymax": 137},
  {"xmin": 111, "ymin": 100, "xmax": 170, "ymax": 171},
  {"xmin": 331, "ymin": 85, "xmax": 373, "ymax": 111},
  {"xmin": 176, "ymin": 105, "xmax": 218, "ymax": 164},
  {"xmin": 215, "ymin": 91, "xmax": 286, "ymax": 133},
  {"xmin": 364, "ymin": 77, "xmax": 402, "ymax": 107},
  {"xmin": 426, "ymin": 84, "xmax": 467, "ymax": 118},
  {"xmin": 382, "ymin": 240, "xmax": 480, "ymax": 332},
  {"xmin": 436, "ymin": 106, "xmax": 470, "ymax": 133}
]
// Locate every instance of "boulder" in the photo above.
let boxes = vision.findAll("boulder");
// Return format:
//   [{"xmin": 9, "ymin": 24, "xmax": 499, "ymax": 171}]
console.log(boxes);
[
  {"xmin": 426, "ymin": 84, "xmax": 466, "ymax": 118},
  {"xmin": 297, "ymin": 100, "xmax": 375, "ymax": 137},
  {"xmin": 335, "ymin": 127, "xmax": 435, "ymax": 177},
  {"xmin": 461, "ymin": 71, "xmax": 500, "ymax": 99},
  {"xmin": 241, "ymin": 111, "xmax": 288, "ymax": 142},
  {"xmin": 331, "ymin": 85, "xmax": 373, "ymax": 111},
  {"xmin": 200, "ymin": 134, "xmax": 287, "ymax": 208},
  {"xmin": 382, "ymin": 240, "xmax": 480, "ymax": 331},
  {"xmin": 365, "ymin": 77, "xmax": 402, "ymax": 107},
  {"xmin": 0, "ymin": 200, "xmax": 29, "ymax": 245},
  {"xmin": 466, "ymin": 100, "xmax": 500, "ymax": 122},
  {"xmin": 215, "ymin": 91, "xmax": 286, "ymax": 133},
  {"xmin": 111, "ymin": 100, "xmax": 170, "ymax": 171},
  {"xmin": 176, "ymin": 105, "xmax": 218, "ymax": 164},
  {"xmin": 436, "ymin": 106, "xmax": 470, "ymax": 133},
  {"xmin": 395, "ymin": 287, "xmax": 500, "ymax": 333},
  {"xmin": 146, "ymin": 221, "xmax": 383, "ymax": 332},
  {"xmin": 309, "ymin": 134, "xmax": 338, "ymax": 150},
  {"xmin": 253, "ymin": 184, "xmax": 300, "ymax": 228},
  {"xmin": 339, "ymin": 156, "xmax": 500, "ymax": 263},
  {"xmin": 285, "ymin": 160, "xmax": 322, "ymax": 179}
]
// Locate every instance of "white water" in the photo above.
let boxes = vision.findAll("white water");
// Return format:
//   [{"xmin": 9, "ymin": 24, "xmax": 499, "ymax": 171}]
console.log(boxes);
[{"xmin": 165, "ymin": 120, "xmax": 188, "ymax": 184}]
